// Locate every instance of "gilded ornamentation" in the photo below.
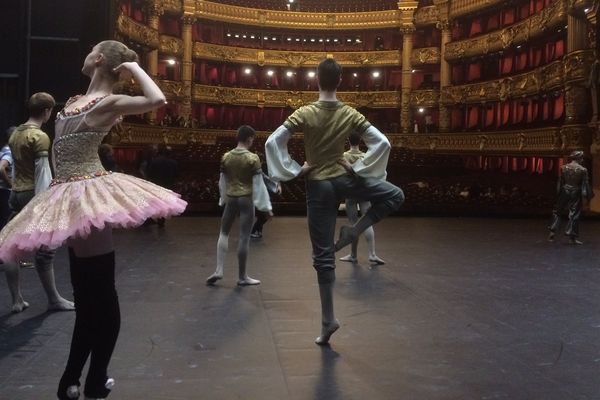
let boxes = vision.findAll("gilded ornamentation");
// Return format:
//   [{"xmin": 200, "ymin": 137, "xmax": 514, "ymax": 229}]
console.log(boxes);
[
  {"xmin": 116, "ymin": 13, "xmax": 159, "ymax": 48},
  {"xmin": 411, "ymin": 47, "xmax": 441, "ymax": 65},
  {"xmin": 193, "ymin": 43, "xmax": 401, "ymax": 67},
  {"xmin": 445, "ymin": 0, "xmax": 567, "ymax": 61},
  {"xmin": 159, "ymin": 35, "xmax": 184, "ymax": 56},
  {"xmin": 414, "ymin": 6, "xmax": 440, "ymax": 26},
  {"xmin": 161, "ymin": 0, "xmax": 182, "ymax": 13},
  {"xmin": 441, "ymin": 50, "xmax": 594, "ymax": 105},
  {"xmin": 158, "ymin": 80, "xmax": 186, "ymax": 99},
  {"xmin": 194, "ymin": 0, "xmax": 399, "ymax": 30},
  {"xmin": 410, "ymin": 90, "xmax": 440, "ymax": 107},
  {"xmin": 449, "ymin": 0, "xmax": 505, "ymax": 19}
]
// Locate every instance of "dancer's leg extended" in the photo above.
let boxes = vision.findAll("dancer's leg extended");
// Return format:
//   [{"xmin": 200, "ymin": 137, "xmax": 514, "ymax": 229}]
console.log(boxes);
[
  {"xmin": 306, "ymin": 179, "xmax": 340, "ymax": 345},
  {"xmin": 335, "ymin": 176, "xmax": 404, "ymax": 251},
  {"xmin": 237, "ymin": 197, "xmax": 260, "ymax": 285},
  {"xmin": 59, "ymin": 228, "xmax": 118, "ymax": 400},
  {"xmin": 207, "ymin": 200, "xmax": 238, "ymax": 284}
]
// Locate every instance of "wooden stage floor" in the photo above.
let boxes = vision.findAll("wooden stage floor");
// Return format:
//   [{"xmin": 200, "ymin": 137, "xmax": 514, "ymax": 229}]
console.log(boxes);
[{"xmin": 1, "ymin": 216, "xmax": 600, "ymax": 399}]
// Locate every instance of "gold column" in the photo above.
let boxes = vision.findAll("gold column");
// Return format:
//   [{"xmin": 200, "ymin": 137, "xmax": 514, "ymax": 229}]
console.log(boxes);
[
  {"xmin": 565, "ymin": 14, "xmax": 590, "ymax": 124},
  {"xmin": 400, "ymin": 25, "xmax": 415, "ymax": 133},
  {"xmin": 180, "ymin": 14, "xmax": 194, "ymax": 119},
  {"xmin": 146, "ymin": 3, "xmax": 162, "ymax": 124},
  {"xmin": 438, "ymin": 21, "xmax": 451, "ymax": 132}
]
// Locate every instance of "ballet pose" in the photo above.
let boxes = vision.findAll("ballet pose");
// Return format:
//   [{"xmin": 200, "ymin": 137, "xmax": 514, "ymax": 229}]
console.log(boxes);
[
  {"xmin": 0, "ymin": 40, "xmax": 187, "ymax": 400},
  {"xmin": 266, "ymin": 58, "xmax": 404, "ymax": 345},
  {"xmin": 206, "ymin": 125, "xmax": 272, "ymax": 286},
  {"xmin": 339, "ymin": 132, "xmax": 385, "ymax": 265}
]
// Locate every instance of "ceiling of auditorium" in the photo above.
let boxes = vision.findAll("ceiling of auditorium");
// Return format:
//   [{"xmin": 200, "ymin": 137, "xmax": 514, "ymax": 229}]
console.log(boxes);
[{"xmin": 211, "ymin": 0, "xmax": 401, "ymax": 13}]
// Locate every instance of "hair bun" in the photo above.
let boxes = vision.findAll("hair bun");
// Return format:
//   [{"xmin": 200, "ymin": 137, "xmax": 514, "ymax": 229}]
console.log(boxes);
[{"xmin": 120, "ymin": 47, "xmax": 139, "ymax": 64}]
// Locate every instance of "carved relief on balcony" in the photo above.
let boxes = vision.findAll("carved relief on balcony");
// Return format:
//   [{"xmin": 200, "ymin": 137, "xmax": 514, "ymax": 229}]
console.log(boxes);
[
  {"xmin": 159, "ymin": 35, "xmax": 184, "ymax": 56},
  {"xmin": 410, "ymin": 90, "xmax": 440, "ymax": 107},
  {"xmin": 191, "ymin": 84, "xmax": 401, "ymax": 108},
  {"xmin": 414, "ymin": 6, "xmax": 440, "ymax": 26},
  {"xmin": 563, "ymin": 50, "xmax": 596, "ymax": 84},
  {"xmin": 157, "ymin": 80, "xmax": 187, "ymax": 100},
  {"xmin": 411, "ymin": 47, "xmax": 441, "ymax": 65},
  {"xmin": 441, "ymin": 51, "xmax": 595, "ymax": 105},
  {"xmin": 195, "ymin": 0, "xmax": 400, "ymax": 30},
  {"xmin": 390, "ymin": 126, "xmax": 588, "ymax": 154},
  {"xmin": 445, "ymin": 0, "xmax": 567, "ymax": 61},
  {"xmin": 116, "ymin": 13, "xmax": 159, "ymax": 48},
  {"xmin": 160, "ymin": 0, "xmax": 183, "ymax": 14},
  {"xmin": 449, "ymin": 0, "xmax": 506, "ymax": 19},
  {"xmin": 194, "ymin": 43, "xmax": 401, "ymax": 67}
]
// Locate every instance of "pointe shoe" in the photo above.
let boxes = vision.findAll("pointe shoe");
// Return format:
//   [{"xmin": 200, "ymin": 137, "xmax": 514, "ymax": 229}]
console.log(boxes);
[
  {"xmin": 315, "ymin": 319, "xmax": 340, "ymax": 345},
  {"xmin": 237, "ymin": 276, "xmax": 261, "ymax": 286},
  {"xmin": 368, "ymin": 256, "xmax": 385, "ymax": 265},
  {"xmin": 66, "ymin": 385, "xmax": 80, "ymax": 399},
  {"xmin": 206, "ymin": 273, "xmax": 223, "ymax": 285},
  {"xmin": 83, "ymin": 378, "xmax": 114, "ymax": 400},
  {"xmin": 339, "ymin": 254, "xmax": 357, "ymax": 263},
  {"xmin": 334, "ymin": 225, "xmax": 358, "ymax": 252}
]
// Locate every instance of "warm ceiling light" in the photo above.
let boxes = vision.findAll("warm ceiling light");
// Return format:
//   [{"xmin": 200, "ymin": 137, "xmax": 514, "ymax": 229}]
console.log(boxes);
[
  {"xmin": 418, "ymin": 107, "xmax": 425, "ymax": 113},
  {"xmin": 250, "ymin": 35, "xmax": 255, "ymax": 39},
  {"xmin": 264, "ymin": 36, "xmax": 269, "ymax": 40},
  {"xmin": 346, "ymin": 38, "xmax": 352, "ymax": 42},
  {"xmin": 244, "ymin": 68, "xmax": 252, "ymax": 74},
  {"xmin": 167, "ymin": 59, "xmax": 176, "ymax": 65},
  {"xmin": 267, "ymin": 70, "xmax": 274, "ymax": 76},
  {"xmin": 372, "ymin": 71, "xmax": 380, "ymax": 78},
  {"xmin": 242, "ymin": 34, "xmax": 246, "ymax": 38},
  {"xmin": 286, "ymin": 71, "xmax": 294, "ymax": 77},
  {"xmin": 310, "ymin": 38, "xmax": 316, "ymax": 42},
  {"xmin": 287, "ymin": 37, "xmax": 292, "ymax": 41},
  {"xmin": 411, "ymin": 69, "xmax": 416, "ymax": 73},
  {"xmin": 226, "ymin": 33, "xmax": 231, "ymax": 37},
  {"xmin": 353, "ymin": 73, "xmax": 358, "ymax": 77},
  {"xmin": 319, "ymin": 39, "xmax": 324, "ymax": 42},
  {"xmin": 333, "ymin": 38, "xmax": 339, "ymax": 42},
  {"xmin": 234, "ymin": 34, "xmax": 239, "ymax": 38},
  {"xmin": 584, "ymin": 7, "xmax": 590, "ymax": 12},
  {"xmin": 307, "ymin": 71, "xmax": 316, "ymax": 78},
  {"xmin": 296, "ymin": 38, "xmax": 301, "ymax": 42}
]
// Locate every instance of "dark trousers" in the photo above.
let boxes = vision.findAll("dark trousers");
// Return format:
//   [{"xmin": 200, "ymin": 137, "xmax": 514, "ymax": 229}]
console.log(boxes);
[
  {"xmin": 252, "ymin": 211, "xmax": 270, "ymax": 234},
  {"xmin": 0, "ymin": 189, "xmax": 10, "ymax": 229},
  {"xmin": 549, "ymin": 188, "xmax": 582, "ymax": 238},
  {"xmin": 306, "ymin": 174, "xmax": 404, "ymax": 284},
  {"xmin": 58, "ymin": 249, "xmax": 120, "ymax": 399}
]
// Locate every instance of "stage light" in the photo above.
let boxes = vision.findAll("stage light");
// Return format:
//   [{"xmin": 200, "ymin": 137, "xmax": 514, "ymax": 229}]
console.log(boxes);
[
  {"xmin": 411, "ymin": 69, "xmax": 416, "ymax": 73},
  {"xmin": 319, "ymin": 39, "xmax": 324, "ymax": 42},
  {"xmin": 287, "ymin": 37, "xmax": 292, "ymax": 41},
  {"xmin": 333, "ymin": 38, "xmax": 339, "ymax": 42},
  {"xmin": 286, "ymin": 71, "xmax": 294, "ymax": 77},
  {"xmin": 167, "ymin": 59, "xmax": 176, "ymax": 65},
  {"xmin": 353, "ymin": 73, "xmax": 358, "ymax": 77},
  {"xmin": 372, "ymin": 71, "xmax": 380, "ymax": 78},
  {"xmin": 308, "ymin": 71, "xmax": 316, "ymax": 78},
  {"xmin": 234, "ymin": 34, "xmax": 239, "ymax": 38},
  {"xmin": 264, "ymin": 36, "xmax": 269, "ymax": 40},
  {"xmin": 226, "ymin": 33, "xmax": 232, "ymax": 37},
  {"xmin": 296, "ymin": 38, "xmax": 301, "ymax": 42},
  {"xmin": 310, "ymin": 38, "xmax": 315, "ymax": 42},
  {"xmin": 267, "ymin": 70, "xmax": 274, "ymax": 76},
  {"xmin": 418, "ymin": 108, "xmax": 425, "ymax": 113},
  {"xmin": 242, "ymin": 35, "xmax": 246, "ymax": 38},
  {"xmin": 272, "ymin": 37, "xmax": 277, "ymax": 41},
  {"xmin": 244, "ymin": 68, "xmax": 252, "ymax": 74},
  {"xmin": 346, "ymin": 38, "xmax": 352, "ymax": 42},
  {"xmin": 250, "ymin": 35, "xmax": 255, "ymax": 39},
  {"xmin": 584, "ymin": 8, "xmax": 590, "ymax": 12},
  {"xmin": 326, "ymin": 39, "xmax": 330, "ymax": 42}
]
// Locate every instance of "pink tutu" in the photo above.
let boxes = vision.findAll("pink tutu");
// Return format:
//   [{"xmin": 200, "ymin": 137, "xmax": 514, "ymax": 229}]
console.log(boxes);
[{"xmin": 0, "ymin": 172, "xmax": 187, "ymax": 262}]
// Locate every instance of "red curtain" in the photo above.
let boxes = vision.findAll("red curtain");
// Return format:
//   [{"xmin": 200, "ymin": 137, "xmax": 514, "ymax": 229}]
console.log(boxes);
[
  {"xmin": 468, "ymin": 62, "xmax": 482, "ymax": 81},
  {"xmin": 485, "ymin": 105, "xmax": 496, "ymax": 127},
  {"xmin": 451, "ymin": 108, "xmax": 464, "ymax": 130},
  {"xmin": 555, "ymin": 39, "xmax": 564, "ymax": 58},
  {"xmin": 530, "ymin": 47, "xmax": 543, "ymax": 68},
  {"xmin": 500, "ymin": 53, "xmax": 514, "ymax": 74},
  {"xmin": 469, "ymin": 19, "xmax": 482, "ymax": 37},
  {"xmin": 502, "ymin": 9, "xmax": 515, "ymax": 26},
  {"xmin": 515, "ymin": 52, "xmax": 528, "ymax": 71},
  {"xmin": 497, "ymin": 102, "xmax": 511, "ymax": 126},
  {"xmin": 467, "ymin": 106, "xmax": 479, "ymax": 129},
  {"xmin": 487, "ymin": 14, "xmax": 500, "ymax": 30},
  {"xmin": 452, "ymin": 65, "xmax": 464, "ymax": 84},
  {"xmin": 553, "ymin": 94, "xmax": 564, "ymax": 120}
]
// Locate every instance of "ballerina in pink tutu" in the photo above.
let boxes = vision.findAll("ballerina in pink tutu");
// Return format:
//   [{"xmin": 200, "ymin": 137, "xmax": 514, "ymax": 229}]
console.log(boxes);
[{"xmin": 0, "ymin": 40, "xmax": 187, "ymax": 400}]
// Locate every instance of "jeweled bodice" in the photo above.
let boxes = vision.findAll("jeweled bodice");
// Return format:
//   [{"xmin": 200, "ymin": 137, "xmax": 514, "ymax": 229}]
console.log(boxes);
[
  {"xmin": 53, "ymin": 96, "xmax": 113, "ymax": 182},
  {"xmin": 53, "ymin": 130, "xmax": 107, "ymax": 181}
]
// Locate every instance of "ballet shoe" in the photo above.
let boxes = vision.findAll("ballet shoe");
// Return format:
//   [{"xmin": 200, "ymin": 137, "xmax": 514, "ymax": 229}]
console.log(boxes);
[
  {"xmin": 368, "ymin": 256, "xmax": 385, "ymax": 265},
  {"xmin": 315, "ymin": 319, "xmax": 340, "ymax": 345},
  {"xmin": 339, "ymin": 254, "xmax": 357, "ymax": 263},
  {"xmin": 206, "ymin": 273, "xmax": 223, "ymax": 285},
  {"xmin": 237, "ymin": 277, "xmax": 261, "ymax": 286}
]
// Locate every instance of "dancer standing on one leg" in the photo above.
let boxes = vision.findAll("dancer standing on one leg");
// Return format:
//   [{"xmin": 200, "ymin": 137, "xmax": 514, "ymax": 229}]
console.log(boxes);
[
  {"xmin": 339, "ymin": 132, "xmax": 385, "ymax": 265},
  {"xmin": 206, "ymin": 125, "xmax": 272, "ymax": 286},
  {"xmin": 0, "ymin": 40, "xmax": 187, "ymax": 400},
  {"xmin": 2, "ymin": 93, "xmax": 75, "ymax": 313},
  {"xmin": 251, "ymin": 169, "xmax": 281, "ymax": 239},
  {"xmin": 266, "ymin": 58, "xmax": 404, "ymax": 345},
  {"xmin": 548, "ymin": 150, "xmax": 593, "ymax": 245}
]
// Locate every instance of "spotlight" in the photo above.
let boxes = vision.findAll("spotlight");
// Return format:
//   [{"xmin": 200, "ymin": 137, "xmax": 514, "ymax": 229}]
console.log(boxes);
[
  {"xmin": 287, "ymin": 37, "xmax": 292, "ymax": 41},
  {"xmin": 167, "ymin": 59, "xmax": 176, "ymax": 65},
  {"xmin": 267, "ymin": 70, "xmax": 274, "ymax": 76},
  {"xmin": 264, "ymin": 36, "xmax": 269, "ymax": 40},
  {"xmin": 242, "ymin": 34, "xmax": 246, "ymax": 38},
  {"xmin": 244, "ymin": 68, "xmax": 252, "ymax": 74},
  {"xmin": 372, "ymin": 71, "xmax": 380, "ymax": 78},
  {"xmin": 250, "ymin": 35, "xmax": 255, "ymax": 39},
  {"xmin": 353, "ymin": 73, "xmax": 358, "ymax": 77},
  {"xmin": 418, "ymin": 107, "xmax": 425, "ymax": 113},
  {"xmin": 286, "ymin": 71, "xmax": 294, "ymax": 77},
  {"xmin": 234, "ymin": 34, "xmax": 239, "ymax": 38},
  {"xmin": 272, "ymin": 37, "xmax": 277, "ymax": 41},
  {"xmin": 310, "ymin": 38, "xmax": 316, "ymax": 42},
  {"xmin": 226, "ymin": 33, "xmax": 231, "ymax": 37},
  {"xmin": 411, "ymin": 69, "xmax": 416, "ymax": 73},
  {"xmin": 296, "ymin": 38, "xmax": 301, "ymax": 42},
  {"xmin": 319, "ymin": 39, "xmax": 324, "ymax": 42},
  {"xmin": 346, "ymin": 38, "xmax": 352, "ymax": 42},
  {"xmin": 307, "ymin": 71, "xmax": 316, "ymax": 78}
]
